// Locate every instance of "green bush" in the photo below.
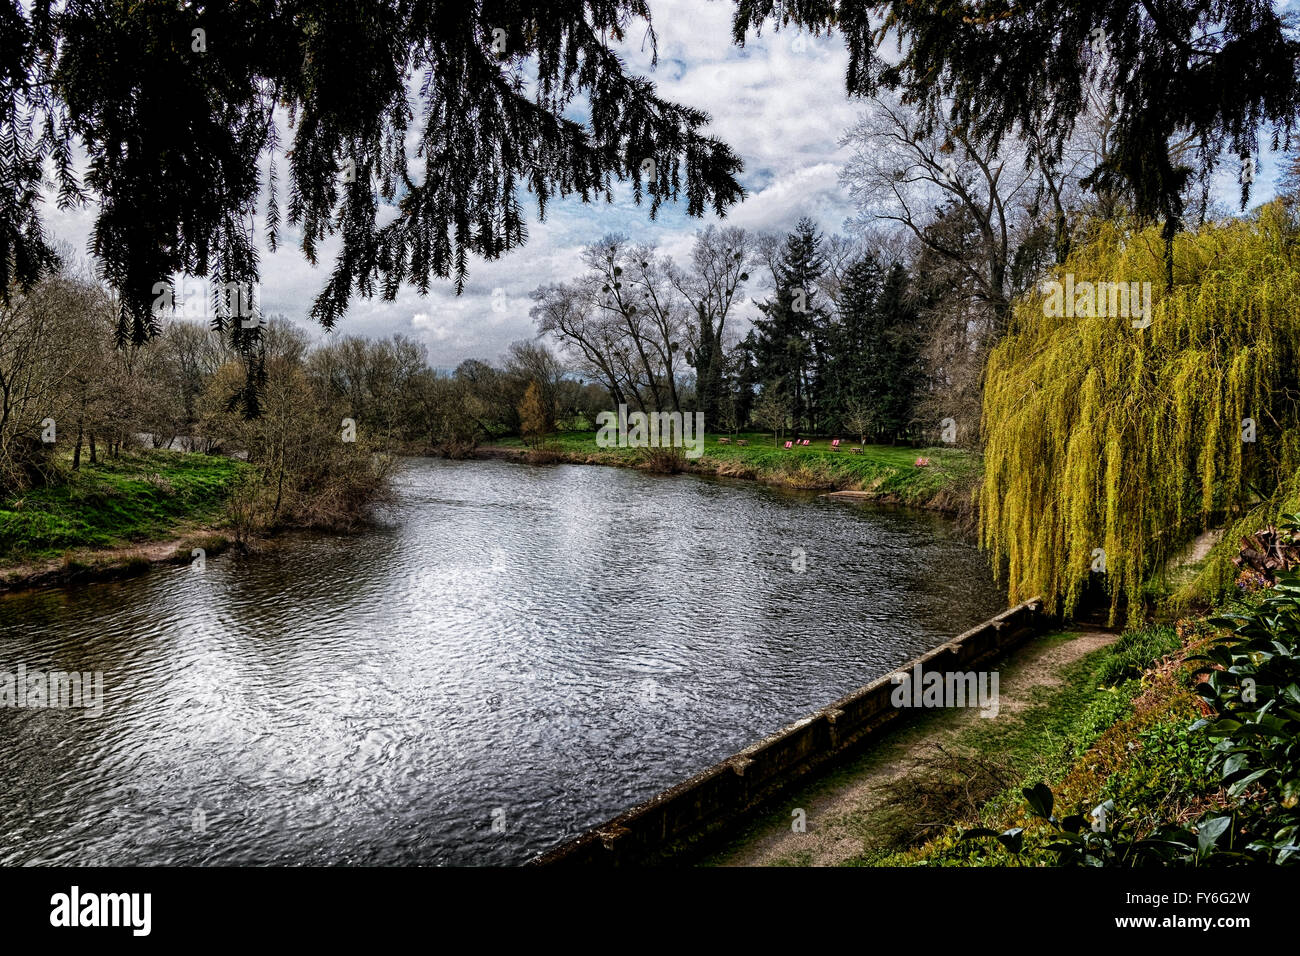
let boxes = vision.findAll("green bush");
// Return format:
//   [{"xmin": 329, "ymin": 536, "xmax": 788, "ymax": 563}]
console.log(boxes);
[
  {"xmin": 960, "ymin": 557, "xmax": 1300, "ymax": 866},
  {"xmin": 1094, "ymin": 625, "xmax": 1180, "ymax": 687},
  {"xmin": 1102, "ymin": 719, "xmax": 1217, "ymax": 825},
  {"xmin": 1195, "ymin": 549, "xmax": 1300, "ymax": 863}
]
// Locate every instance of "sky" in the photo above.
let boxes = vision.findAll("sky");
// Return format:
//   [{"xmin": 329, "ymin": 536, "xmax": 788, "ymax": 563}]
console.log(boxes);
[
  {"xmin": 40, "ymin": 1, "xmax": 865, "ymax": 368},
  {"xmin": 40, "ymin": 0, "xmax": 1288, "ymax": 369}
]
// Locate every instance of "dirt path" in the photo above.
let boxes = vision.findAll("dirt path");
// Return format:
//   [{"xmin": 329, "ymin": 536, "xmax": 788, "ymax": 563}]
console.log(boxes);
[{"xmin": 710, "ymin": 629, "xmax": 1117, "ymax": 867}]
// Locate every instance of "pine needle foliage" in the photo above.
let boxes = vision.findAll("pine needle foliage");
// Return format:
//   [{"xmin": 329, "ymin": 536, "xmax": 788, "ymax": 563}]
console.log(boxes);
[
  {"xmin": 1, "ymin": 1, "xmax": 744, "ymax": 342},
  {"xmin": 981, "ymin": 202, "xmax": 1300, "ymax": 623}
]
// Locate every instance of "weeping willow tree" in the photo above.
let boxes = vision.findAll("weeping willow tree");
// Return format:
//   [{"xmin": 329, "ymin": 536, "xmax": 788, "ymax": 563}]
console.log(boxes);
[{"xmin": 981, "ymin": 202, "xmax": 1300, "ymax": 623}]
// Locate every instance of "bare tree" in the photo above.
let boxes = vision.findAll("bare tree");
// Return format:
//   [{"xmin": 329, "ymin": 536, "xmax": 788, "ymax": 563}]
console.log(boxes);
[
  {"xmin": 0, "ymin": 274, "xmax": 114, "ymax": 491},
  {"xmin": 621, "ymin": 244, "xmax": 689, "ymax": 413},
  {"xmin": 531, "ymin": 282, "xmax": 633, "ymax": 410},
  {"xmin": 842, "ymin": 398, "xmax": 874, "ymax": 447},
  {"xmin": 839, "ymin": 97, "xmax": 1050, "ymax": 335},
  {"xmin": 667, "ymin": 225, "xmax": 756, "ymax": 421},
  {"xmin": 534, "ymin": 236, "xmax": 692, "ymax": 415},
  {"xmin": 751, "ymin": 387, "xmax": 792, "ymax": 447},
  {"xmin": 582, "ymin": 236, "xmax": 687, "ymax": 413}
]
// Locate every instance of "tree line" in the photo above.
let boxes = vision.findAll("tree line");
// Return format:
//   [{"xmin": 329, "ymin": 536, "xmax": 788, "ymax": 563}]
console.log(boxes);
[
  {"xmin": 4, "ymin": 1, "xmax": 1291, "ymax": 376},
  {"xmin": 0, "ymin": 267, "xmax": 600, "ymax": 529},
  {"xmin": 528, "ymin": 220, "xmax": 929, "ymax": 446}
]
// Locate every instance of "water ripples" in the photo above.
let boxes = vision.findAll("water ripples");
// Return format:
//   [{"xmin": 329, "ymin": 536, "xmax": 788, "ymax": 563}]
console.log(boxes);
[{"xmin": 0, "ymin": 458, "xmax": 1003, "ymax": 865}]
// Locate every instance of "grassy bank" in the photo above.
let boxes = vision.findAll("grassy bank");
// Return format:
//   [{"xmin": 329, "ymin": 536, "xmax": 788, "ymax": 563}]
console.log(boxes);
[
  {"xmin": 874, "ymin": 622, "xmax": 1211, "ymax": 866},
  {"xmin": 489, "ymin": 431, "xmax": 978, "ymax": 513},
  {"xmin": 0, "ymin": 450, "xmax": 248, "ymax": 587},
  {"xmin": 707, "ymin": 604, "xmax": 1257, "ymax": 867}
]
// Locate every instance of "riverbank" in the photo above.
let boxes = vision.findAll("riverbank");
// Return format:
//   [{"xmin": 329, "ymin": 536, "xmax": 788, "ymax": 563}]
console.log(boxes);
[
  {"xmin": 0, "ymin": 451, "xmax": 246, "ymax": 592},
  {"xmin": 2, "ymin": 437, "xmax": 977, "ymax": 593},
  {"xmin": 702, "ymin": 616, "xmax": 1222, "ymax": 866},
  {"xmin": 483, "ymin": 431, "xmax": 979, "ymax": 516}
]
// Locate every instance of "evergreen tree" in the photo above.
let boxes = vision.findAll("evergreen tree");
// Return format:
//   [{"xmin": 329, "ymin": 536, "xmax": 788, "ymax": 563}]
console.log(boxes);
[
  {"xmin": 823, "ymin": 253, "xmax": 884, "ymax": 433},
  {"xmin": 824, "ymin": 256, "xmax": 920, "ymax": 442},
  {"xmin": 0, "ymin": 1, "xmax": 744, "ymax": 360},
  {"xmin": 869, "ymin": 262, "xmax": 922, "ymax": 441},
  {"xmin": 750, "ymin": 217, "xmax": 826, "ymax": 435}
]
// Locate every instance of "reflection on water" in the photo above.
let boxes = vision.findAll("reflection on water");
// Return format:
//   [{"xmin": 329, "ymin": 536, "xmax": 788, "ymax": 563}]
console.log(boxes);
[{"xmin": 0, "ymin": 458, "xmax": 1003, "ymax": 865}]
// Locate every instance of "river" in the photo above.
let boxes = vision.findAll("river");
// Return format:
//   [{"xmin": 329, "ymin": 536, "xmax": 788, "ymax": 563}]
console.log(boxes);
[{"xmin": 0, "ymin": 457, "xmax": 1003, "ymax": 865}]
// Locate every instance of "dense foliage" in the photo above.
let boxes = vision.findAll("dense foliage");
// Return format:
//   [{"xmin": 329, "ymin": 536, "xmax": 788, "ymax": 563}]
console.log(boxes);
[
  {"xmin": 1197, "ymin": 564, "xmax": 1300, "ymax": 861},
  {"xmin": 956, "ymin": 570, "xmax": 1300, "ymax": 866},
  {"xmin": 1, "ymin": 1, "xmax": 743, "ymax": 351},
  {"xmin": 981, "ymin": 203, "xmax": 1300, "ymax": 621}
]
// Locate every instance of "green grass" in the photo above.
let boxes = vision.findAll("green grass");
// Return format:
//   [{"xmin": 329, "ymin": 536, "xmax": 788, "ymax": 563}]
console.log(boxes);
[
  {"xmin": 849, "ymin": 636, "xmax": 1137, "ymax": 865},
  {"xmin": 0, "ymin": 451, "xmax": 248, "ymax": 564},
  {"xmin": 878, "ymin": 623, "xmax": 1214, "ymax": 867},
  {"xmin": 496, "ymin": 430, "xmax": 978, "ymax": 508},
  {"xmin": 1092, "ymin": 624, "xmax": 1181, "ymax": 687},
  {"xmin": 946, "ymin": 645, "xmax": 1137, "ymax": 793},
  {"xmin": 701, "ymin": 623, "xmax": 1211, "ymax": 867}
]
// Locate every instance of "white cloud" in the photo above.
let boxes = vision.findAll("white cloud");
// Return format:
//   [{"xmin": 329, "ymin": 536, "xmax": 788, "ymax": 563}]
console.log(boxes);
[
  {"xmin": 39, "ymin": 3, "xmax": 865, "ymax": 367},
  {"xmin": 56, "ymin": 5, "xmax": 1280, "ymax": 369}
]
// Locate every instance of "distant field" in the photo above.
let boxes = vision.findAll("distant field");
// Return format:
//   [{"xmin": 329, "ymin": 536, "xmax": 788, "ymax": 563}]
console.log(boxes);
[{"xmin": 492, "ymin": 430, "xmax": 978, "ymax": 510}]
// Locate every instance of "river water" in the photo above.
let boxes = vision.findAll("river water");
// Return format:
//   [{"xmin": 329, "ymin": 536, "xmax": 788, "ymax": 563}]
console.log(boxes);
[{"xmin": 0, "ymin": 458, "xmax": 1003, "ymax": 865}]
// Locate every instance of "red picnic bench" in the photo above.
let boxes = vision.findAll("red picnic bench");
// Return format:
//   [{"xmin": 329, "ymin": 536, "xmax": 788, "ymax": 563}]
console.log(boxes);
[
  {"xmin": 831, "ymin": 439, "xmax": 841, "ymax": 450},
  {"xmin": 784, "ymin": 440, "xmax": 793, "ymax": 449}
]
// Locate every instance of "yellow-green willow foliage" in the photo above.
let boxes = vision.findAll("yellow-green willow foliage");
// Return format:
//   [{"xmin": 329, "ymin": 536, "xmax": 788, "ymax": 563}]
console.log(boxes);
[{"xmin": 981, "ymin": 202, "xmax": 1300, "ymax": 623}]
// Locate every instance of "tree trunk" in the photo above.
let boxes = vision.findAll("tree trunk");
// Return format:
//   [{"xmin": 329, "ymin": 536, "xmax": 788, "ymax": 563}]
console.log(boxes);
[{"xmin": 272, "ymin": 465, "xmax": 285, "ymax": 523}]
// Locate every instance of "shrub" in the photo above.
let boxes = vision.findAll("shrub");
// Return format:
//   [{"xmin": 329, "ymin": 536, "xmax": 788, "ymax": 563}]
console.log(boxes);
[
  {"xmin": 1094, "ymin": 625, "xmax": 1181, "ymax": 687},
  {"xmin": 639, "ymin": 447, "xmax": 686, "ymax": 474},
  {"xmin": 1195, "ymin": 561, "xmax": 1300, "ymax": 863}
]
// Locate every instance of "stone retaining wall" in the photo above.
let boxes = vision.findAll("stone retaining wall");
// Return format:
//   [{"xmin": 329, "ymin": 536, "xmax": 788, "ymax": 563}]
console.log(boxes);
[{"xmin": 529, "ymin": 598, "xmax": 1047, "ymax": 865}]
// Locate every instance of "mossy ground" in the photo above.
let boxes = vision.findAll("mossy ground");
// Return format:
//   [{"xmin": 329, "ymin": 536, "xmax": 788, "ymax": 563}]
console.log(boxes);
[{"xmin": 0, "ymin": 450, "xmax": 246, "ymax": 566}]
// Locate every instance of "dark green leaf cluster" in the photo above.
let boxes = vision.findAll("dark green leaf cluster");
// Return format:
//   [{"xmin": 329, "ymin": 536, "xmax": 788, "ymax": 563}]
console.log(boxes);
[
  {"xmin": 1196, "ymin": 530, "xmax": 1300, "ymax": 863},
  {"xmin": 1, "ymin": 1, "xmax": 745, "ymax": 345},
  {"xmin": 961, "ymin": 781, "xmax": 1244, "ymax": 865},
  {"xmin": 733, "ymin": 0, "xmax": 1300, "ymax": 278}
]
